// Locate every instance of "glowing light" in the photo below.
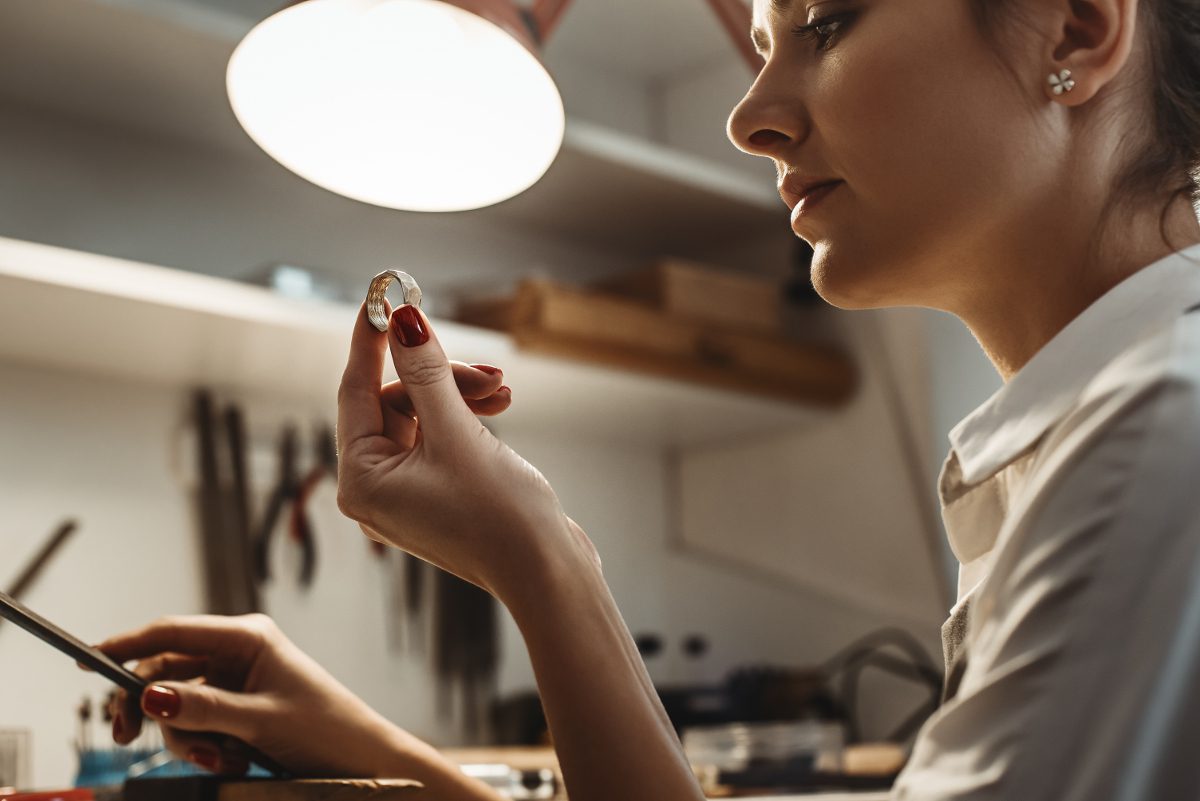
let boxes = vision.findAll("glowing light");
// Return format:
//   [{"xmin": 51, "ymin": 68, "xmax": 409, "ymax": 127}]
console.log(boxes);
[{"xmin": 227, "ymin": 0, "xmax": 565, "ymax": 212}]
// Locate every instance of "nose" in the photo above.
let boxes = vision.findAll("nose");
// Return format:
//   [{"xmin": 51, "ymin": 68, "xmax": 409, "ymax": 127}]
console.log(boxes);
[{"xmin": 727, "ymin": 73, "xmax": 807, "ymax": 158}]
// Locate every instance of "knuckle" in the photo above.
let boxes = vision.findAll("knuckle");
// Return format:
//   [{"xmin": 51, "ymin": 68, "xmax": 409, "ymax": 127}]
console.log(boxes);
[
  {"xmin": 336, "ymin": 377, "xmax": 358, "ymax": 406},
  {"xmin": 403, "ymin": 357, "xmax": 446, "ymax": 389},
  {"xmin": 189, "ymin": 685, "xmax": 219, "ymax": 729},
  {"xmin": 242, "ymin": 613, "xmax": 277, "ymax": 637},
  {"xmin": 241, "ymin": 613, "xmax": 279, "ymax": 651},
  {"xmin": 154, "ymin": 615, "xmax": 185, "ymax": 642}
]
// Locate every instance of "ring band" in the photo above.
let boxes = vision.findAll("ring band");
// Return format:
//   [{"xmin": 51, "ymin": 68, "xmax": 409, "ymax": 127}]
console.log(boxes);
[{"xmin": 366, "ymin": 270, "xmax": 423, "ymax": 332}]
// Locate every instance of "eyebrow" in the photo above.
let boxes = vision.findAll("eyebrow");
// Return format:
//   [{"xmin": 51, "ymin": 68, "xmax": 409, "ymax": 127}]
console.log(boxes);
[{"xmin": 750, "ymin": 0, "xmax": 799, "ymax": 54}]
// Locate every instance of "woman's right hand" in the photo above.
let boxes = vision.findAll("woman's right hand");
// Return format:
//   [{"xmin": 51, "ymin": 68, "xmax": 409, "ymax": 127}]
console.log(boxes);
[
  {"xmin": 94, "ymin": 613, "xmax": 415, "ymax": 778},
  {"xmin": 335, "ymin": 302, "xmax": 600, "ymax": 600}
]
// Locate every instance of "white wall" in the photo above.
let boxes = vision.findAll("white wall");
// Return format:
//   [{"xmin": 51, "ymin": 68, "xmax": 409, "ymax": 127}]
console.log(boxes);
[
  {"xmin": 2, "ymin": 349, "xmax": 949, "ymax": 789},
  {"xmin": 920, "ymin": 311, "xmax": 1004, "ymax": 579}
]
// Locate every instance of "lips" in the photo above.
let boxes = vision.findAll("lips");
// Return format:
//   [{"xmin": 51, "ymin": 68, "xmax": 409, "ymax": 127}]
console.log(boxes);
[{"xmin": 779, "ymin": 176, "xmax": 843, "ymax": 212}]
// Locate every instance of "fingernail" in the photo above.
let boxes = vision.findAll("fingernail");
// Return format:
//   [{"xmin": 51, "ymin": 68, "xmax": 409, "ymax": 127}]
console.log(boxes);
[
  {"xmin": 142, "ymin": 685, "xmax": 181, "ymax": 718},
  {"xmin": 471, "ymin": 364, "xmax": 501, "ymax": 376},
  {"xmin": 188, "ymin": 747, "xmax": 219, "ymax": 772},
  {"xmin": 498, "ymin": 385, "xmax": 511, "ymax": 393},
  {"xmin": 391, "ymin": 305, "xmax": 428, "ymax": 348}
]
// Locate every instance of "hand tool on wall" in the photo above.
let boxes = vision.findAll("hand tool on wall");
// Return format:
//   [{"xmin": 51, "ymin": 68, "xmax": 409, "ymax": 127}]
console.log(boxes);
[
  {"xmin": 194, "ymin": 390, "xmax": 236, "ymax": 615},
  {"xmin": 287, "ymin": 425, "xmax": 337, "ymax": 587},
  {"xmin": 223, "ymin": 404, "xmax": 261, "ymax": 613},
  {"xmin": 386, "ymin": 552, "xmax": 426, "ymax": 654},
  {"xmin": 253, "ymin": 425, "xmax": 316, "ymax": 588},
  {"xmin": 433, "ymin": 568, "xmax": 498, "ymax": 736},
  {"xmin": 1, "ymin": 519, "xmax": 78, "ymax": 630},
  {"xmin": 76, "ymin": 697, "xmax": 92, "ymax": 756}
]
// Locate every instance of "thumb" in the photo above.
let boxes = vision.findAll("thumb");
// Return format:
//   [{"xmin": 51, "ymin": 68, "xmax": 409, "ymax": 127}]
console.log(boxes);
[
  {"xmin": 141, "ymin": 682, "xmax": 268, "ymax": 740},
  {"xmin": 387, "ymin": 304, "xmax": 476, "ymax": 438}
]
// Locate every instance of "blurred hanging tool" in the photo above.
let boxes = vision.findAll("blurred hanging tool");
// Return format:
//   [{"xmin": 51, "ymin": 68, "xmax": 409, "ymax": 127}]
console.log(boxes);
[
  {"xmin": 253, "ymin": 424, "xmax": 316, "ymax": 588},
  {"xmin": 387, "ymin": 553, "xmax": 427, "ymax": 653},
  {"xmin": 192, "ymin": 390, "xmax": 258, "ymax": 615},
  {"xmin": 223, "ymin": 404, "xmax": 261, "ymax": 613},
  {"xmin": 433, "ymin": 568, "xmax": 498, "ymax": 736},
  {"xmin": 2, "ymin": 519, "xmax": 77, "ymax": 626},
  {"xmin": 76, "ymin": 696, "xmax": 92, "ymax": 756},
  {"xmin": 288, "ymin": 424, "xmax": 337, "ymax": 582},
  {"xmin": 406, "ymin": 555, "xmax": 426, "ymax": 621}
]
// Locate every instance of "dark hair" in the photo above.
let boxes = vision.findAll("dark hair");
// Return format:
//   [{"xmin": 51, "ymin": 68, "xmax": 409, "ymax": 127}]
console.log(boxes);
[{"xmin": 968, "ymin": 0, "xmax": 1200, "ymax": 253}]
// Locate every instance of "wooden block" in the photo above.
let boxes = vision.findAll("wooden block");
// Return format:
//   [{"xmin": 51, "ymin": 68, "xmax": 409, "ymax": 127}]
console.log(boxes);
[
  {"xmin": 220, "ymin": 779, "xmax": 423, "ymax": 801},
  {"xmin": 456, "ymin": 279, "xmax": 855, "ymax": 407},
  {"xmin": 439, "ymin": 747, "xmax": 559, "ymax": 773},
  {"xmin": 596, "ymin": 258, "xmax": 783, "ymax": 334},
  {"xmin": 842, "ymin": 743, "xmax": 908, "ymax": 776},
  {"xmin": 123, "ymin": 777, "xmax": 423, "ymax": 801}
]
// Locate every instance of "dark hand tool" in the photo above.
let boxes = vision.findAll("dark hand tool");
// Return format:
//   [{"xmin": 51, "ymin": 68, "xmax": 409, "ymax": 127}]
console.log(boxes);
[
  {"xmin": 253, "ymin": 425, "xmax": 317, "ymax": 587},
  {"xmin": 0, "ymin": 590, "xmax": 291, "ymax": 777},
  {"xmin": 6, "ymin": 519, "xmax": 78, "ymax": 600},
  {"xmin": 194, "ymin": 391, "xmax": 236, "ymax": 615},
  {"xmin": 223, "ymin": 404, "xmax": 261, "ymax": 612}
]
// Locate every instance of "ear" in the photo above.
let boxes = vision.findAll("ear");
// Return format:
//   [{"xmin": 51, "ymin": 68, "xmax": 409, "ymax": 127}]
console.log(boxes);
[{"xmin": 1045, "ymin": 0, "xmax": 1140, "ymax": 105}]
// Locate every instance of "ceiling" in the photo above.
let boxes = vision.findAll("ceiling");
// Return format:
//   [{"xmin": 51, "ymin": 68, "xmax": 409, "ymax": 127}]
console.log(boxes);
[
  {"xmin": 0, "ymin": 0, "xmax": 747, "ymax": 156},
  {"xmin": 0, "ymin": 0, "xmax": 784, "ymax": 279},
  {"xmin": 114, "ymin": 0, "xmax": 743, "ymax": 82}
]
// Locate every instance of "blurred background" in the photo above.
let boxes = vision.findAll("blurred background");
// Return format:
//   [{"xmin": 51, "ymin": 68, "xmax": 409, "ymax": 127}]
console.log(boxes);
[{"xmin": 0, "ymin": 0, "xmax": 1003, "ymax": 795}]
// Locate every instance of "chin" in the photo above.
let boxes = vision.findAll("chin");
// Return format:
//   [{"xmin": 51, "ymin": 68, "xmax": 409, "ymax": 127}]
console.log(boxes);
[
  {"xmin": 806, "ymin": 239, "xmax": 926, "ymax": 311},
  {"xmin": 807, "ymin": 243, "xmax": 893, "ymax": 310}
]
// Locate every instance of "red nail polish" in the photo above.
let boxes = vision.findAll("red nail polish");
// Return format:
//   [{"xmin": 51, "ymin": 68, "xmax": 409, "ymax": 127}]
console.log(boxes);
[
  {"xmin": 143, "ymin": 685, "xmax": 181, "ymax": 718},
  {"xmin": 391, "ymin": 305, "xmax": 429, "ymax": 348},
  {"xmin": 471, "ymin": 364, "xmax": 501, "ymax": 376},
  {"xmin": 188, "ymin": 747, "xmax": 219, "ymax": 772}
]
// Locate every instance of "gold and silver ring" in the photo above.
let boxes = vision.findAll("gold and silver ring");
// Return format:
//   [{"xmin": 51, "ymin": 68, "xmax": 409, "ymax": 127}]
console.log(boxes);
[{"xmin": 366, "ymin": 269, "xmax": 422, "ymax": 332}]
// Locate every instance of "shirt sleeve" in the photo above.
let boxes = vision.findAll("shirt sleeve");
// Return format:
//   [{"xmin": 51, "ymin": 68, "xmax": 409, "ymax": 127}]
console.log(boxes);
[{"xmin": 892, "ymin": 372, "xmax": 1200, "ymax": 800}]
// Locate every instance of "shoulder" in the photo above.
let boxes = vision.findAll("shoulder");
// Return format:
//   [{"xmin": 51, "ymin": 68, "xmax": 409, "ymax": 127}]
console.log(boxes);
[{"xmin": 1035, "ymin": 310, "xmax": 1200, "ymax": 484}]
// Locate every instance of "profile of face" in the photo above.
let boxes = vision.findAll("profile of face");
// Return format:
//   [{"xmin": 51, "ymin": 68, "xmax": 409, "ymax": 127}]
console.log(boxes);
[{"xmin": 727, "ymin": 0, "xmax": 1086, "ymax": 313}]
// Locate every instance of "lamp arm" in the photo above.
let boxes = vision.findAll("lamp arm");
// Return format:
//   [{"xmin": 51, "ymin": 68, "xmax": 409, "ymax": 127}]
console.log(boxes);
[
  {"xmin": 704, "ymin": 0, "xmax": 765, "ymax": 72},
  {"xmin": 527, "ymin": 0, "xmax": 572, "ymax": 45}
]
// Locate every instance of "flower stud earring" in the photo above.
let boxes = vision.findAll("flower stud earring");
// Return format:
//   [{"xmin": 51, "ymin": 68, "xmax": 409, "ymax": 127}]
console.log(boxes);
[{"xmin": 1048, "ymin": 68, "xmax": 1076, "ymax": 96}]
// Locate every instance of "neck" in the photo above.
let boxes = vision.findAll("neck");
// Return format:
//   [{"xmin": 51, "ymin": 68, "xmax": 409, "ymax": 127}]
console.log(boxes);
[{"xmin": 953, "ymin": 192, "xmax": 1200, "ymax": 382}]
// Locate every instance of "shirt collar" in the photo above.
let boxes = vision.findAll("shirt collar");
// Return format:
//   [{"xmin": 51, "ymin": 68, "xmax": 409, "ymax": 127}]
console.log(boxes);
[{"xmin": 948, "ymin": 243, "xmax": 1200, "ymax": 486}]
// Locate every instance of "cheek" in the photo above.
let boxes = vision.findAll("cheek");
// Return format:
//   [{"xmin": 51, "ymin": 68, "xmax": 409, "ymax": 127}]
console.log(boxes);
[
  {"xmin": 823, "ymin": 38, "xmax": 986, "ymax": 214},
  {"xmin": 809, "ymin": 29, "xmax": 1037, "ymax": 304}
]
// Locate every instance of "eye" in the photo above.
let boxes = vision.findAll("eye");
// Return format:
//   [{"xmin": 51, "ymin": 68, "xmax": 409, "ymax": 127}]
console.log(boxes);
[{"xmin": 791, "ymin": 12, "xmax": 854, "ymax": 52}]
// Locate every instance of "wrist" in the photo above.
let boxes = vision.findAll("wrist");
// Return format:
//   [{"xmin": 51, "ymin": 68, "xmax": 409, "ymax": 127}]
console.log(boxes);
[{"xmin": 494, "ymin": 514, "xmax": 603, "ymax": 621}]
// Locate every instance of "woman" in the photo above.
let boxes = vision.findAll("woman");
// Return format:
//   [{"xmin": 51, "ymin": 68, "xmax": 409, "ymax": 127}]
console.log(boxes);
[{"xmin": 94, "ymin": 0, "xmax": 1200, "ymax": 797}]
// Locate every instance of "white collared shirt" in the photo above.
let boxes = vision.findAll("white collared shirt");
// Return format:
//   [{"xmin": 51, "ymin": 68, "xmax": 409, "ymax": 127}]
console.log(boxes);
[{"xmin": 892, "ymin": 243, "xmax": 1200, "ymax": 799}]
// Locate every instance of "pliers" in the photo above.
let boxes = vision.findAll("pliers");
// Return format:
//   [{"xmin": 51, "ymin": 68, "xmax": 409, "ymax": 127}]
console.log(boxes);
[{"xmin": 252, "ymin": 425, "xmax": 317, "ymax": 587}]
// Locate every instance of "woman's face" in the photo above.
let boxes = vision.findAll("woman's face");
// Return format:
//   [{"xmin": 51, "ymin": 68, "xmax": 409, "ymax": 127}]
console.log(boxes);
[{"xmin": 729, "ymin": 0, "xmax": 1056, "ymax": 312}]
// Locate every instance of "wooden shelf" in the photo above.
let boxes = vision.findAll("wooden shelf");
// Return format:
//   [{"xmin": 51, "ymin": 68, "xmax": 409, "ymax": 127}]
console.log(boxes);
[{"xmin": 0, "ymin": 237, "xmax": 827, "ymax": 447}]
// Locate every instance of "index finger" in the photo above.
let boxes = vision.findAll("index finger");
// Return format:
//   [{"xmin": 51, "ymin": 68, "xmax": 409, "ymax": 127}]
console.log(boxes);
[
  {"xmin": 337, "ymin": 302, "xmax": 389, "ymax": 447},
  {"xmin": 94, "ymin": 615, "xmax": 261, "ymax": 665}
]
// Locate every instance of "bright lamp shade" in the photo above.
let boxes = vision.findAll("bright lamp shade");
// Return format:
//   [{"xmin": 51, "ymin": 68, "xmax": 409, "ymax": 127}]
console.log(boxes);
[{"xmin": 226, "ymin": 0, "xmax": 565, "ymax": 212}]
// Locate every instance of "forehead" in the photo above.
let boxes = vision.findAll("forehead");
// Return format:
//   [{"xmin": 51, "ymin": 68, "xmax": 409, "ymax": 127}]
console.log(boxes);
[
  {"xmin": 748, "ymin": 0, "xmax": 796, "ymax": 48},
  {"xmin": 753, "ymin": 0, "xmax": 798, "ymax": 22}
]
